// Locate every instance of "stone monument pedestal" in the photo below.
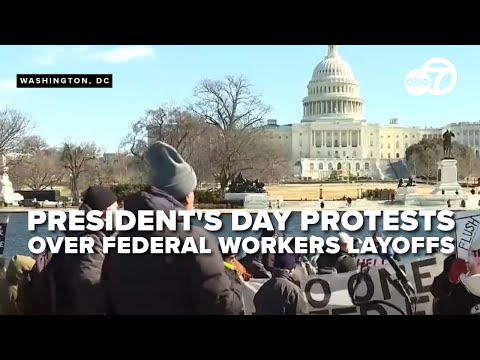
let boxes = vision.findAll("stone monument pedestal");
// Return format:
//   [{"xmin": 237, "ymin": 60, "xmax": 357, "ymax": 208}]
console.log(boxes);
[
  {"xmin": 396, "ymin": 158, "xmax": 467, "ymax": 206},
  {"xmin": 432, "ymin": 159, "xmax": 462, "ymax": 195},
  {"xmin": 0, "ymin": 173, "xmax": 24, "ymax": 205}
]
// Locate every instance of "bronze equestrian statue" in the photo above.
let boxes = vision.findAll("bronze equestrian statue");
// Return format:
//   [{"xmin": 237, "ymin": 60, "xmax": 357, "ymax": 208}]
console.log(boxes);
[{"xmin": 443, "ymin": 130, "xmax": 455, "ymax": 158}]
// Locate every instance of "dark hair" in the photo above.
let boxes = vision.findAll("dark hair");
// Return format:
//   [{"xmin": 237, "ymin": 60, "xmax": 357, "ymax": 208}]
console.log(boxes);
[{"xmin": 260, "ymin": 229, "xmax": 275, "ymax": 238}]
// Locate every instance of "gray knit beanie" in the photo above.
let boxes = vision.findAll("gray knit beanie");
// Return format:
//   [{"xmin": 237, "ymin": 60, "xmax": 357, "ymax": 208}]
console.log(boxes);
[{"xmin": 145, "ymin": 141, "xmax": 197, "ymax": 200}]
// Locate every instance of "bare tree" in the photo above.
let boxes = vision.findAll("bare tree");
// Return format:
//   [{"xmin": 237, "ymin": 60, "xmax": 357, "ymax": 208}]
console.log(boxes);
[
  {"xmin": 407, "ymin": 152, "xmax": 420, "ymax": 177},
  {"xmin": 0, "ymin": 108, "xmax": 34, "ymax": 169},
  {"xmin": 191, "ymin": 75, "xmax": 271, "ymax": 130},
  {"xmin": 420, "ymin": 146, "xmax": 442, "ymax": 184},
  {"xmin": 10, "ymin": 149, "xmax": 64, "ymax": 191},
  {"xmin": 457, "ymin": 147, "xmax": 475, "ymax": 182},
  {"xmin": 82, "ymin": 153, "xmax": 142, "ymax": 186},
  {"xmin": 121, "ymin": 105, "xmax": 206, "ymax": 162},
  {"xmin": 248, "ymin": 136, "xmax": 290, "ymax": 183},
  {"xmin": 190, "ymin": 75, "xmax": 272, "ymax": 191},
  {"xmin": 61, "ymin": 142, "xmax": 100, "ymax": 205},
  {"xmin": 83, "ymin": 159, "xmax": 116, "ymax": 186},
  {"xmin": 0, "ymin": 108, "xmax": 32, "ymax": 155},
  {"xmin": 20, "ymin": 135, "xmax": 48, "ymax": 153}
]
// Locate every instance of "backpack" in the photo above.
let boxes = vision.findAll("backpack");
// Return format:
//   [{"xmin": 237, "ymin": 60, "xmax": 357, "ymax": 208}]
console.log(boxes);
[
  {"xmin": 19, "ymin": 230, "xmax": 109, "ymax": 315},
  {"xmin": 18, "ymin": 250, "xmax": 57, "ymax": 315}
]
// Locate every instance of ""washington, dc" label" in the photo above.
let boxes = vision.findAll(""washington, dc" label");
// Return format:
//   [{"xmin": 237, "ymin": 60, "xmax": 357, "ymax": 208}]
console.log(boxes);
[{"xmin": 16, "ymin": 74, "xmax": 112, "ymax": 88}]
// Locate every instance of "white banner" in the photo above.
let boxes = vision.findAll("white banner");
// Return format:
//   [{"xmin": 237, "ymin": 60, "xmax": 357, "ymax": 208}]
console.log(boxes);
[
  {"xmin": 453, "ymin": 211, "xmax": 480, "ymax": 297},
  {"xmin": 355, "ymin": 255, "xmax": 388, "ymax": 268},
  {"xmin": 246, "ymin": 254, "xmax": 445, "ymax": 315},
  {"xmin": 454, "ymin": 211, "xmax": 480, "ymax": 261}
]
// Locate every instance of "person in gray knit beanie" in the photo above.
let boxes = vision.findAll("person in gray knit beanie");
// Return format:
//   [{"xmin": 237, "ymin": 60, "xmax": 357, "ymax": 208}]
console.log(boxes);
[{"xmin": 144, "ymin": 141, "xmax": 197, "ymax": 208}]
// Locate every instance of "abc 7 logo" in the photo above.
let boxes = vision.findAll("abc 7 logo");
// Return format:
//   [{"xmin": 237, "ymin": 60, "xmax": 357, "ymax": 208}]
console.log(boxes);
[{"xmin": 404, "ymin": 58, "xmax": 457, "ymax": 96}]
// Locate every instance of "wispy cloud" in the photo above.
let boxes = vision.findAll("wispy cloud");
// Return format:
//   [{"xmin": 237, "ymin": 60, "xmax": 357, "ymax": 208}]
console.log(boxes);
[
  {"xmin": 88, "ymin": 45, "xmax": 155, "ymax": 63},
  {"xmin": 32, "ymin": 46, "xmax": 65, "ymax": 66},
  {"xmin": 0, "ymin": 79, "xmax": 26, "ymax": 92},
  {"xmin": 77, "ymin": 45, "xmax": 92, "ymax": 53},
  {"xmin": 26, "ymin": 45, "xmax": 155, "ymax": 67}
]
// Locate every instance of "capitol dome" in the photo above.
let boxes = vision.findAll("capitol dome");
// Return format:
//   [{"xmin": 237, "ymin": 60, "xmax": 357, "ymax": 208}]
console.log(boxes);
[
  {"xmin": 302, "ymin": 45, "xmax": 364, "ymax": 122},
  {"xmin": 311, "ymin": 45, "xmax": 356, "ymax": 83}
]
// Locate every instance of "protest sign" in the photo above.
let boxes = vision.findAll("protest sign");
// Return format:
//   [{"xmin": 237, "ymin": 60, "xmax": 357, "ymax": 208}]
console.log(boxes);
[
  {"xmin": 246, "ymin": 254, "xmax": 445, "ymax": 315},
  {"xmin": 0, "ymin": 215, "xmax": 8, "ymax": 256},
  {"xmin": 453, "ymin": 211, "xmax": 480, "ymax": 297},
  {"xmin": 454, "ymin": 211, "xmax": 480, "ymax": 261},
  {"xmin": 355, "ymin": 254, "xmax": 388, "ymax": 269}
]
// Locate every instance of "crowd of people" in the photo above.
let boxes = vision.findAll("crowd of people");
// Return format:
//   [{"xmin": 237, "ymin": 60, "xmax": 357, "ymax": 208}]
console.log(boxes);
[{"xmin": 0, "ymin": 140, "xmax": 479, "ymax": 315}]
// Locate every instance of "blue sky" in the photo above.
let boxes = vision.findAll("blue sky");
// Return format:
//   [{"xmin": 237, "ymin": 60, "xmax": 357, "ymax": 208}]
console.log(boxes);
[{"xmin": 0, "ymin": 45, "xmax": 477, "ymax": 152}]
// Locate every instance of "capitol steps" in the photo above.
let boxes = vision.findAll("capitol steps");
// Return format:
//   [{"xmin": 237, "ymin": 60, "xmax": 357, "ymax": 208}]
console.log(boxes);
[{"xmin": 375, "ymin": 159, "xmax": 409, "ymax": 181}]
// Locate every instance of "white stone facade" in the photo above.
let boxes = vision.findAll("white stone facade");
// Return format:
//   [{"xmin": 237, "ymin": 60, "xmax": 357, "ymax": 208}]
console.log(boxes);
[{"xmin": 265, "ymin": 45, "xmax": 478, "ymax": 180}]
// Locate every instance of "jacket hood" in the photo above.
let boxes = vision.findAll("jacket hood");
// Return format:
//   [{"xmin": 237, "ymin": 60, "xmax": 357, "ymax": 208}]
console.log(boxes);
[
  {"xmin": 272, "ymin": 268, "xmax": 295, "ymax": 282},
  {"xmin": 124, "ymin": 186, "xmax": 186, "ymax": 212},
  {"xmin": 122, "ymin": 186, "xmax": 186, "ymax": 231},
  {"xmin": 6, "ymin": 255, "xmax": 35, "ymax": 284}
]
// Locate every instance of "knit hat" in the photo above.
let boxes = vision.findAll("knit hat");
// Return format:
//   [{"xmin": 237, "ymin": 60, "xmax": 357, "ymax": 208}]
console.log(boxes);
[
  {"xmin": 145, "ymin": 141, "xmax": 197, "ymax": 200},
  {"xmin": 338, "ymin": 232, "xmax": 352, "ymax": 246},
  {"xmin": 274, "ymin": 254, "xmax": 297, "ymax": 270},
  {"xmin": 82, "ymin": 185, "xmax": 117, "ymax": 211}
]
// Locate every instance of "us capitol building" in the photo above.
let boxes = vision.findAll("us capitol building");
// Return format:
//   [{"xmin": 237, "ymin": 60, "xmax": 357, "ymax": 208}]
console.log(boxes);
[{"xmin": 266, "ymin": 45, "xmax": 480, "ymax": 181}]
